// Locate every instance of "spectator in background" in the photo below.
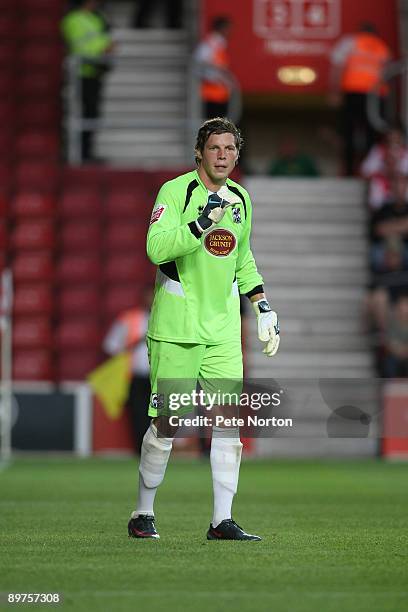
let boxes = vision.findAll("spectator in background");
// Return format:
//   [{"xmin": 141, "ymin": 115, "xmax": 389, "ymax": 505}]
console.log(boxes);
[
  {"xmin": 61, "ymin": 0, "xmax": 115, "ymax": 162},
  {"xmin": 269, "ymin": 138, "xmax": 320, "ymax": 177},
  {"xmin": 370, "ymin": 175, "xmax": 408, "ymax": 272},
  {"xmin": 361, "ymin": 125, "xmax": 408, "ymax": 210},
  {"xmin": 132, "ymin": 0, "xmax": 183, "ymax": 29},
  {"xmin": 384, "ymin": 296, "xmax": 408, "ymax": 377},
  {"xmin": 103, "ymin": 290, "xmax": 153, "ymax": 454},
  {"xmin": 329, "ymin": 22, "xmax": 392, "ymax": 176},
  {"xmin": 364, "ymin": 237, "xmax": 408, "ymax": 334},
  {"xmin": 194, "ymin": 16, "xmax": 234, "ymax": 119}
]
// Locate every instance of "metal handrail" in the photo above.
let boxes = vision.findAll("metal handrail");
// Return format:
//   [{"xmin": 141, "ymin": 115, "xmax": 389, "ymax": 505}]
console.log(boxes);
[
  {"xmin": 367, "ymin": 57, "xmax": 408, "ymax": 133},
  {"xmin": 63, "ymin": 50, "xmax": 243, "ymax": 165}
]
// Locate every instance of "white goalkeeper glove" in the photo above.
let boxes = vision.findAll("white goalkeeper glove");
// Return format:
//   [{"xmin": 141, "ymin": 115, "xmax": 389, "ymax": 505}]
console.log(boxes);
[
  {"xmin": 252, "ymin": 298, "xmax": 280, "ymax": 357},
  {"xmin": 196, "ymin": 186, "xmax": 241, "ymax": 233}
]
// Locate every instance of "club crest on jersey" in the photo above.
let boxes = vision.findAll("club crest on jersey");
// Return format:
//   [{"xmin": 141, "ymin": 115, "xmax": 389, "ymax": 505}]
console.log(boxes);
[
  {"xmin": 150, "ymin": 393, "xmax": 164, "ymax": 409},
  {"xmin": 204, "ymin": 228, "xmax": 237, "ymax": 257},
  {"xmin": 232, "ymin": 207, "xmax": 241, "ymax": 223},
  {"xmin": 149, "ymin": 205, "xmax": 166, "ymax": 225}
]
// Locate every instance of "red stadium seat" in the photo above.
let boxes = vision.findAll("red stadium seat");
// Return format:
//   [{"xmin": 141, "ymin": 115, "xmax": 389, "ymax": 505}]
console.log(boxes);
[
  {"xmin": 20, "ymin": 16, "xmax": 60, "ymax": 39},
  {"xmin": 59, "ymin": 286, "xmax": 100, "ymax": 316},
  {"xmin": 0, "ymin": 0, "xmax": 15, "ymax": 8},
  {"xmin": 16, "ymin": 132, "xmax": 59, "ymax": 159},
  {"xmin": 13, "ymin": 316, "xmax": 53, "ymax": 348},
  {"xmin": 18, "ymin": 102, "xmax": 60, "ymax": 128},
  {"xmin": 0, "ymin": 99, "xmax": 14, "ymax": 123},
  {"xmin": 0, "ymin": 43, "xmax": 16, "ymax": 67},
  {"xmin": 105, "ymin": 221, "xmax": 147, "ymax": 251},
  {"xmin": 0, "ymin": 162, "xmax": 12, "ymax": 192},
  {"xmin": 0, "ymin": 219, "xmax": 7, "ymax": 249},
  {"xmin": 57, "ymin": 350, "xmax": 100, "ymax": 381},
  {"xmin": 0, "ymin": 193, "xmax": 8, "ymax": 217},
  {"xmin": 13, "ymin": 349, "xmax": 53, "ymax": 381},
  {"xmin": 13, "ymin": 252, "xmax": 54, "ymax": 282},
  {"xmin": 13, "ymin": 284, "xmax": 53, "ymax": 315},
  {"xmin": 62, "ymin": 166, "xmax": 107, "ymax": 189},
  {"xmin": 60, "ymin": 221, "xmax": 102, "ymax": 251},
  {"xmin": 17, "ymin": 71, "xmax": 61, "ymax": 98},
  {"xmin": 55, "ymin": 319, "xmax": 101, "ymax": 350},
  {"xmin": 0, "ymin": 129, "xmax": 13, "ymax": 157},
  {"xmin": 11, "ymin": 220, "xmax": 55, "ymax": 250},
  {"xmin": 59, "ymin": 189, "xmax": 101, "ymax": 218},
  {"xmin": 20, "ymin": 0, "xmax": 65, "ymax": 14},
  {"xmin": 57, "ymin": 254, "xmax": 102, "ymax": 284},
  {"xmin": 0, "ymin": 71, "xmax": 14, "ymax": 95},
  {"xmin": 12, "ymin": 192, "xmax": 56, "ymax": 217},
  {"xmin": 15, "ymin": 161, "xmax": 60, "ymax": 191},
  {"xmin": 104, "ymin": 254, "xmax": 149, "ymax": 284},
  {"xmin": 105, "ymin": 169, "xmax": 154, "ymax": 190},
  {"xmin": 0, "ymin": 15, "xmax": 16, "ymax": 38},
  {"xmin": 105, "ymin": 190, "xmax": 147, "ymax": 218},
  {"xmin": 19, "ymin": 44, "xmax": 63, "ymax": 68},
  {"xmin": 103, "ymin": 284, "xmax": 143, "ymax": 319}
]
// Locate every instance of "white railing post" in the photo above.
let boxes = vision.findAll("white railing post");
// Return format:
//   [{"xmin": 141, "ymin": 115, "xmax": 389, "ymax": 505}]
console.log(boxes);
[{"xmin": 0, "ymin": 269, "xmax": 13, "ymax": 464}]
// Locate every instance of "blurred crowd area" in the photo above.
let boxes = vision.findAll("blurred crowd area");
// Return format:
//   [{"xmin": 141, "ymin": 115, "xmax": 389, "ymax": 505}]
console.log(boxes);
[
  {"xmin": 1, "ymin": 0, "xmax": 408, "ymax": 385},
  {"xmin": 362, "ymin": 124, "xmax": 408, "ymax": 377}
]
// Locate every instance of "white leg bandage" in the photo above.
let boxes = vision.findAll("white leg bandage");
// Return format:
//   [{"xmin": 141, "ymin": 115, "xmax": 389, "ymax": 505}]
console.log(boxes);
[
  {"xmin": 134, "ymin": 423, "xmax": 173, "ymax": 517},
  {"xmin": 210, "ymin": 426, "xmax": 243, "ymax": 528}
]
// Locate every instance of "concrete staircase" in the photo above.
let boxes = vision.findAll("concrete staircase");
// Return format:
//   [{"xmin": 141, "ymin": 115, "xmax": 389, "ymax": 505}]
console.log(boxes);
[
  {"xmin": 94, "ymin": 28, "xmax": 192, "ymax": 166},
  {"xmin": 245, "ymin": 177, "xmax": 373, "ymax": 378},
  {"xmin": 243, "ymin": 178, "xmax": 377, "ymax": 457}
]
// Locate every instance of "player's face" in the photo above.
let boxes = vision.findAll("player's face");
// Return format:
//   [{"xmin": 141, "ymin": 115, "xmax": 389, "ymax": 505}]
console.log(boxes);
[{"xmin": 197, "ymin": 133, "xmax": 239, "ymax": 187}]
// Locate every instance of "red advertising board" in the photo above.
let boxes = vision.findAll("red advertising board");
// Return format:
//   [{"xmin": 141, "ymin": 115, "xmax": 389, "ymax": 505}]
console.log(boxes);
[
  {"xmin": 201, "ymin": 0, "xmax": 400, "ymax": 94},
  {"xmin": 382, "ymin": 382, "xmax": 408, "ymax": 460}
]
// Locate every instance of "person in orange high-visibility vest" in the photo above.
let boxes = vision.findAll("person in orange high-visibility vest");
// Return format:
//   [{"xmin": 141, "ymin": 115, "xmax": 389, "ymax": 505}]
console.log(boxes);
[
  {"xmin": 330, "ymin": 22, "xmax": 392, "ymax": 176},
  {"xmin": 194, "ymin": 16, "xmax": 234, "ymax": 119},
  {"xmin": 103, "ymin": 290, "xmax": 153, "ymax": 454}
]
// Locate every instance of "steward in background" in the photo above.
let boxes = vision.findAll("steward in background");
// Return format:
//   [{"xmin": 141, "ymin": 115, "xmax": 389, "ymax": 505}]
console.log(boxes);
[
  {"xmin": 329, "ymin": 22, "xmax": 392, "ymax": 176},
  {"xmin": 61, "ymin": 0, "xmax": 115, "ymax": 161},
  {"xmin": 194, "ymin": 16, "xmax": 234, "ymax": 120}
]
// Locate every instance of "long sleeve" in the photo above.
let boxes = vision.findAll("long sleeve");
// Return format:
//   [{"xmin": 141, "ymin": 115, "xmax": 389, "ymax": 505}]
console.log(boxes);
[{"xmin": 146, "ymin": 183, "xmax": 201, "ymax": 266}]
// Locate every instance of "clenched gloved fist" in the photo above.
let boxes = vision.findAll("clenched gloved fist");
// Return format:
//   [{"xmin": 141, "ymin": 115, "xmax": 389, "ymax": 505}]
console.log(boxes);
[
  {"xmin": 196, "ymin": 187, "xmax": 241, "ymax": 233},
  {"xmin": 252, "ymin": 299, "xmax": 280, "ymax": 357}
]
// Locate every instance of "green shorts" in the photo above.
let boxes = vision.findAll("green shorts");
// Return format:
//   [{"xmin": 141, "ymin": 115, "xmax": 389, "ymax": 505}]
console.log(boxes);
[{"xmin": 147, "ymin": 338, "xmax": 243, "ymax": 418}]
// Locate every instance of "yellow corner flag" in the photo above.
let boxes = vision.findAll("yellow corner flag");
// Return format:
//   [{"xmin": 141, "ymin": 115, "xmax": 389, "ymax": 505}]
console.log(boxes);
[{"xmin": 87, "ymin": 352, "xmax": 131, "ymax": 420}]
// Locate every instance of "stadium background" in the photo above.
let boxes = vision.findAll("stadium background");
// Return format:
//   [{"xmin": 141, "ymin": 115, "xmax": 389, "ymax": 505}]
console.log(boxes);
[{"xmin": 0, "ymin": 2, "xmax": 407, "ymax": 609}]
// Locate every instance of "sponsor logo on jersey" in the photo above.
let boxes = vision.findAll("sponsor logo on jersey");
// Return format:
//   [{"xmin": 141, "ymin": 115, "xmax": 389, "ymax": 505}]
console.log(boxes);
[
  {"xmin": 204, "ymin": 228, "xmax": 237, "ymax": 257},
  {"xmin": 232, "ymin": 207, "xmax": 241, "ymax": 223},
  {"xmin": 149, "ymin": 205, "xmax": 166, "ymax": 225}
]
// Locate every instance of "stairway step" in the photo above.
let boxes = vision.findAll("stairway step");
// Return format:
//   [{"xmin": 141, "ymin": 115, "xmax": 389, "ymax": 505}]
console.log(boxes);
[
  {"xmin": 254, "ymin": 237, "xmax": 367, "ymax": 254},
  {"xmin": 249, "ymin": 351, "xmax": 372, "ymax": 368},
  {"xmin": 104, "ymin": 83, "xmax": 185, "ymax": 98},
  {"xmin": 106, "ymin": 71, "xmax": 185, "ymax": 86},
  {"xmin": 280, "ymin": 318, "xmax": 364, "ymax": 334},
  {"xmin": 261, "ymin": 268, "xmax": 367, "ymax": 285},
  {"xmin": 116, "ymin": 42, "xmax": 188, "ymax": 58},
  {"xmin": 253, "ymin": 204, "xmax": 366, "ymax": 222},
  {"xmin": 253, "ymin": 222, "xmax": 365, "ymax": 237},
  {"xmin": 255, "ymin": 253, "xmax": 366, "ymax": 267},
  {"xmin": 260, "ymin": 286, "xmax": 365, "ymax": 300},
  {"xmin": 113, "ymin": 29, "xmax": 189, "ymax": 43},
  {"xmin": 275, "ymin": 334, "xmax": 370, "ymax": 350},
  {"xmin": 101, "ymin": 100, "xmax": 185, "ymax": 116}
]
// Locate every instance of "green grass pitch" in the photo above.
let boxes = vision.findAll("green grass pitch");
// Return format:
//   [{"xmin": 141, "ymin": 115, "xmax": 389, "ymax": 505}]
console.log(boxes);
[{"xmin": 0, "ymin": 457, "xmax": 407, "ymax": 611}]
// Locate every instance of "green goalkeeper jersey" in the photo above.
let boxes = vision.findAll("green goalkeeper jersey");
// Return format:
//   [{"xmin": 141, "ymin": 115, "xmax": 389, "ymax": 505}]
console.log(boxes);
[{"xmin": 146, "ymin": 169, "xmax": 263, "ymax": 345}]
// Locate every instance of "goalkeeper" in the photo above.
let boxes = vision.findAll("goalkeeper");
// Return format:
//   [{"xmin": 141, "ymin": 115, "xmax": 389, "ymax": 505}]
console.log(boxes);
[{"xmin": 128, "ymin": 117, "xmax": 280, "ymax": 541}]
